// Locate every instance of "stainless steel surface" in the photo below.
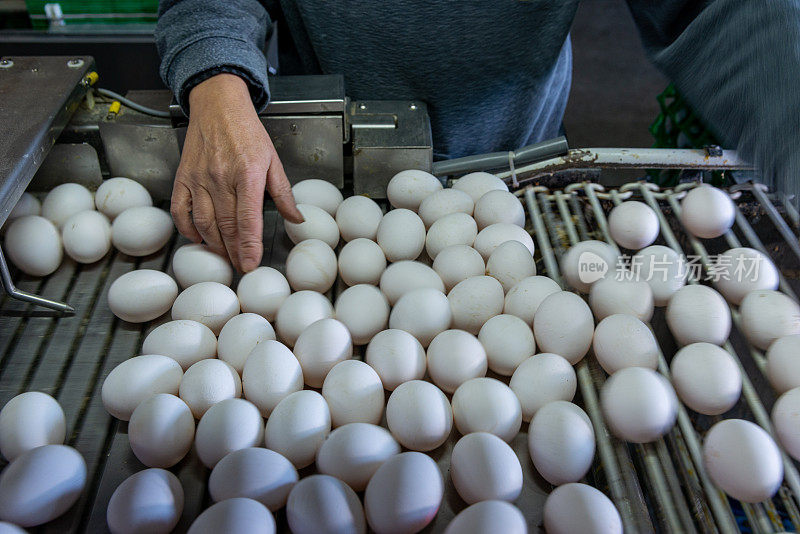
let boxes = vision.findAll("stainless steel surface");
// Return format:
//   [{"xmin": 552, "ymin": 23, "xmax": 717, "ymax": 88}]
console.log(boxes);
[
  {"xmin": 0, "ymin": 55, "xmax": 94, "ymax": 226},
  {"xmin": 351, "ymin": 100, "xmax": 433, "ymax": 198},
  {"xmin": 29, "ymin": 143, "xmax": 104, "ymax": 191}
]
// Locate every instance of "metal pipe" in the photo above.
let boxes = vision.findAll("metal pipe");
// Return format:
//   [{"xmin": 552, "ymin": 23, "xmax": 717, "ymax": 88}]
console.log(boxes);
[{"xmin": 0, "ymin": 245, "xmax": 74, "ymax": 315}]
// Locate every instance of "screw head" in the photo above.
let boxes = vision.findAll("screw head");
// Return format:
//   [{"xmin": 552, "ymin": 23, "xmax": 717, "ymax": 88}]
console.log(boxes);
[
  {"xmin": 0, "ymin": 59, "xmax": 13, "ymax": 69},
  {"xmin": 67, "ymin": 59, "xmax": 84, "ymax": 68},
  {"xmin": 359, "ymin": 103, "xmax": 367, "ymax": 110},
  {"xmin": 410, "ymin": 103, "xmax": 418, "ymax": 111}
]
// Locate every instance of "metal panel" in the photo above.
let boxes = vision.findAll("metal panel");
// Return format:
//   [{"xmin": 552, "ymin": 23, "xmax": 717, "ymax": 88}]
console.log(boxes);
[
  {"xmin": 29, "ymin": 143, "xmax": 104, "ymax": 191},
  {"xmin": 0, "ymin": 55, "xmax": 94, "ymax": 224},
  {"xmin": 351, "ymin": 99, "xmax": 433, "ymax": 197},
  {"xmin": 264, "ymin": 115, "xmax": 344, "ymax": 187}
]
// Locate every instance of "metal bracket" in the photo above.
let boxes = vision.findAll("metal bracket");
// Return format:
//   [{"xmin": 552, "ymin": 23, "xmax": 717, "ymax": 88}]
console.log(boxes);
[{"xmin": 0, "ymin": 246, "xmax": 74, "ymax": 315}]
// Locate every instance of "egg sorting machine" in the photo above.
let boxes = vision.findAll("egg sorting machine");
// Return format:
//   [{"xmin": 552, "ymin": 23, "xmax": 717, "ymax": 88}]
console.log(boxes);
[{"xmin": 1, "ymin": 54, "xmax": 800, "ymax": 532}]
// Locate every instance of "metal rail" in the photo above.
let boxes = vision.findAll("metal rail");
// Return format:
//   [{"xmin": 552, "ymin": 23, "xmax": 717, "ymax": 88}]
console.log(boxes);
[{"xmin": 516, "ymin": 178, "xmax": 800, "ymax": 532}]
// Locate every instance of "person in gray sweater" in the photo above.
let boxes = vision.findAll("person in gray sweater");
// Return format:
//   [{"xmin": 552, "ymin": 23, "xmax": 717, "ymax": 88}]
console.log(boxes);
[{"xmin": 155, "ymin": 1, "xmax": 800, "ymax": 272}]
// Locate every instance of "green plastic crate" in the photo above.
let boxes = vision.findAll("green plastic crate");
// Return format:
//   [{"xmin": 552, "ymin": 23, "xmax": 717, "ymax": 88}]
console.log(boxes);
[{"xmin": 26, "ymin": 0, "xmax": 158, "ymax": 29}]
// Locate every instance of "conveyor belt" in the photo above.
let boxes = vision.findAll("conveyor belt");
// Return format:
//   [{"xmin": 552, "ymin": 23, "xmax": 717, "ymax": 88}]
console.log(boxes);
[{"xmin": 1, "ymin": 184, "xmax": 800, "ymax": 533}]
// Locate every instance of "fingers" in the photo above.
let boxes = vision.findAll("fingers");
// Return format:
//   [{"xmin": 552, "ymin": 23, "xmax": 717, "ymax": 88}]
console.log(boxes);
[
  {"xmin": 171, "ymin": 181, "xmax": 202, "ymax": 243},
  {"xmin": 190, "ymin": 188, "xmax": 227, "ymax": 259},
  {"xmin": 214, "ymin": 188, "xmax": 241, "ymax": 271},
  {"xmin": 236, "ymin": 171, "xmax": 266, "ymax": 272},
  {"xmin": 266, "ymin": 156, "xmax": 304, "ymax": 224}
]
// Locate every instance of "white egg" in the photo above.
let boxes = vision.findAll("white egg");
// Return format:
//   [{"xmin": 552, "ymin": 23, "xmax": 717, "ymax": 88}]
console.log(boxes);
[
  {"xmin": 473, "ymin": 190, "xmax": 525, "ymax": 230},
  {"xmin": 128, "ymin": 394, "xmax": 194, "ymax": 468},
  {"xmin": 560, "ymin": 240, "xmax": 619, "ymax": 293},
  {"xmin": 703, "ymin": 419, "xmax": 782, "ymax": 502},
  {"xmin": 335, "ymin": 195, "xmax": 383, "ymax": 241},
  {"xmin": 451, "ymin": 377, "xmax": 521, "ymax": 442},
  {"xmin": 543, "ymin": 483, "xmax": 622, "ymax": 534},
  {"xmin": 534, "ymin": 291, "xmax": 594, "ymax": 364},
  {"xmin": 285, "ymin": 238, "xmax": 338, "ymax": 293},
  {"xmin": 450, "ymin": 432, "xmax": 522, "ymax": 504},
  {"xmin": 171, "ymin": 281, "xmax": 240, "ymax": 335},
  {"xmin": 236, "ymin": 267, "xmax": 290, "ymax": 321},
  {"xmin": 389, "ymin": 288, "xmax": 452, "ymax": 347},
  {"xmin": 376, "ymin": 208, "xmax": 426, "ymax": 261},
  {"xmin": 195, "ymin": 398, "xmax": 264, "ymax": 468},
  {"xmin": 712, "ymin": 247, "xmax": 779, "ymax": 305},
  {"xmin": 386, "ymin": 380, "xmax": 452, "ymax": 451},
  {"xmin": 379, "ymin": 260, "xmax": 444, "ymax": 305},
  {"xmin": 284, "ymin": 204, "xmax": 340, "ymax": 248},
  {"xmin": 179, "ymin": 359, "xmax": 242, "ymax": 419},
  {"xmin": 588, "ymin": 276, "xmax": 654, "ymax": 322},
  {"xmin": 209, "ymin": 447, "xmax": 298, "ymax": 511},
  {"xmin": 111, "ymin": 206, "xmax": 173, "ymax": 256},
  {"xmin": 365, "ymin": 452, "xmax": 443, "ymax": 534},
  {"xmin": 242, "ymin": 340, "xmax": 303, "ymax": 417},
  {"xmin": 666, "ymin": 284, "xmax": 731, "ymax": 346},
  {"xmin": 0, "ymin": 445, "xmax": 86, "ymax": 527},
  {"xmin": 600, "ymin": 367, "xmax": 677, "ymax": 443},
  {"xmin": 171, "ymin": 243, "xmax": 232, "ymax": 288},
  {"xmin": 0, "ymin": 392, "xmax": 65, "ymax": 462},
  {"xmin": 670, "ymin": 343, "xmax": 741, "ymax": 415},
  {"xmin": 766, "ymin": 335, "xmax": 800, "ymax": 393},
  {"xmin": 772, "ymin": 387, "xmax": 800, "ymax": 462},
  {"xmin": 486, "ymin": 240, "xmax": 536, "ymax": 293},
  {"xmin": 608, "ymin": 201, "xmax": 659, "ymax": 250},
  {"xmin": 187, "ymin": 498, "xmax": 275, "ymax": 534},
  {"xmin": 432, "ymin": 244, "xmax": 485, "ymax": 291},
  {"xmin": 528, "ymin": 401, "xmax": 595, "ymax": 485},
  {"xmin": 264, "ymin": 390, "xmax": 331, "ymax": 469},
  {"xmin": 427, "ymin": 330, "xmax": 488, "ymax": 393},
  {"xmin": 0, "ymin": 522, "xmax": 28, "ymax": 534},
  {"xmin": 316, "ymin": 423, "xmax": 401, "ymax": 491},
  {"xmin": 478, "ymin": 314, "xmax": 535, "ymax": 376},
  {"xmin": 425, "ymin": 212, "xmax": 478, "ymax": 259},
  {"xmin": 739, "ymin": 289, "xmax": 800, "ymax": 350},
  {"xmin": 94, "ymin": 177, "xmax": 152, "ymax": 219},
  {"xmin": 291, "ymin": 179, "xmax": 343, "ymax": 216},
  {"xmin": 274, "ymin": 290, "xmax": 334, "ymax": 347},
  {"xmin": 510, "ymin": 353, "xmax": 576, "ymax": 422},
  {"xmin": 632, "ymin": 245, "xmax": 688, "ymax": 306},
  {"xmin": 106, "ymin": 468, "xmax": 183, "ymax": 534},
  {"xmin": 108, "ymin": 269, "xmax": 178, "ymax": 323},
  {"xmin": 216, "ymin": 313, "xmax": 276, "ymax": 373},
  {"xmin": 61, "ymin": 210, "xmax": 111, "ymax": 264},
  {"xmin": 101, "ymin": 354, "xmax": 183, "ymax": 421},
  {"xmin": 365, "ymin": 329, "xmax": 427, "ymax": 390},
  {"xmin": 503, "ymin": 275, "xmax": 561, "ymax": 324},
  {"xmin": 448, "ymin": 275, "xmax": 504, "ymax": 335},
  {"xmin": 293, "ymin": 318, "xmax": 353, "ymax": 387},
  {"xmin": 286, "ymin": 475, "xmax": 366, "ymax": 534},
  {"xmin": 41, "ymin": 183, "xmax": 94, "ymax": 228},
  {"xmin": 334, "ymin": 284, "xmax": 390, "ymax": 345},
  {"xmin": 322, "ymin": 360, "xmax": 384, "ymax": 427},
  {"xmin": 592, "ymin": 314, "xmax": 659, "ymax": 374},
  {"xmin": 444, "ymin": 500, "xmax": 526, "ymax": 534},
  {"xmin": 679, "ymin": 185, "xmax": 735, "ymax": 239},
  {"xmin": 387, "ymin": 169, "xmax": 443, "ymax": 211},
  {"xmin": 473, "ymin": 223, "xmax": 534, "ymax": 261},
  {"xmin": 453, "ymin": 172, "xmax": 508, "ymax": 202},
  {"xmin": 9, "ymin": 192, "xmax": 41, "ymax": 220},
  {"xmin": 4, "ymin": 215, "xmax": 62, "ymax": 276},
  {"xmin": 418, "ymin": 189, "xmax": 474, "ymax": 228},
  {"xmin": 338, "ymin": 238, "xmax": 387, "ymax": 286},
  {"xmin": 142, "ymin": 320, "xmax": 217, "ymax": 370}
]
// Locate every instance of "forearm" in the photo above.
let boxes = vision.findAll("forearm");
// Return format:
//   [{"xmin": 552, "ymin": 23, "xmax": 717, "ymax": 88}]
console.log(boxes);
[
  {"xmin": 155, "ymin": 0, "xmax": 271, "ymax": 114},
  {"xmin": 628, "ymin": 0, "xmax": 800, "ymax": 191}
]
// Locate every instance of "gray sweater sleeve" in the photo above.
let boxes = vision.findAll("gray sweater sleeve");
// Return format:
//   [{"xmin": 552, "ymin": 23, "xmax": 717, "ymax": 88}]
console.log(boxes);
[
  {"xmin": 627, "ymin": 0, "xmax": 800, "ymax": 197},
  {"xmin": 155, "ymin": 0, "xmax": 271, "ymax": 114}
]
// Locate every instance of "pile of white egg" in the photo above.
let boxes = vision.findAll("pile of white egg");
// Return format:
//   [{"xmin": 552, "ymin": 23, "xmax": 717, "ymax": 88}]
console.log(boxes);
[
  {"xmin": 3, "ymin": 175, "xmax": 799, "ymax": 533},
  {"xmin": 3, "ymin": 178, "xmax": 171, "ymax": 277}
]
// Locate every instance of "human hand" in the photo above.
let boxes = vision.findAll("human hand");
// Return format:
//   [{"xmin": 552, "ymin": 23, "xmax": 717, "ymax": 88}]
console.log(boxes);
[{"xmin": 171, "ymin": 73, "xmax": 303, "ymax": 272}]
